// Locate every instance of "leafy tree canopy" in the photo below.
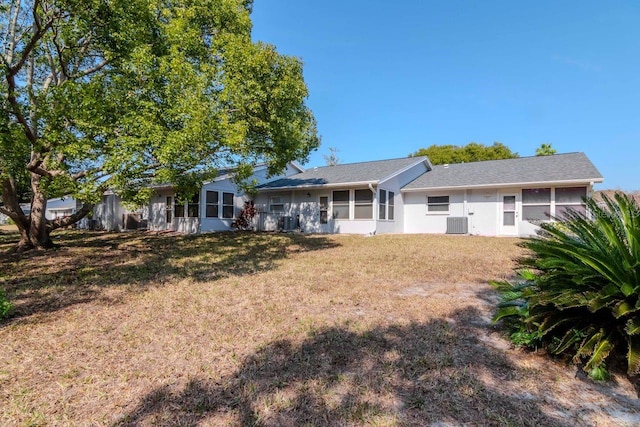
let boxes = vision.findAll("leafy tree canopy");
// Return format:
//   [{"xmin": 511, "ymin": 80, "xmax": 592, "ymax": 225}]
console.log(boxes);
[
  {"xmin": 0, "ymin": 0, "xmax": 319, "ymax": 250},
  {"xmin": 409, "ymin": 142, "xmax": 518, "ymax": 165},
  {"xmin": 536, "ymin": 143, "xmax": 557, "ymax": 156}
]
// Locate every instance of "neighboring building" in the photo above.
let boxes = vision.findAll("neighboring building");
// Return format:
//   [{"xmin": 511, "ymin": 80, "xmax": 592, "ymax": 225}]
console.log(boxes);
[
  {"xmin": 45, "ymin": 196, "xmax": 82, "ymax": 220},
  {"xmin": 255, "ymin": 152, "xmax": 603, "ymax": 237},
  {"xmin": 143, "ymin": 162, "xmax": 303, "ymax": 233}
]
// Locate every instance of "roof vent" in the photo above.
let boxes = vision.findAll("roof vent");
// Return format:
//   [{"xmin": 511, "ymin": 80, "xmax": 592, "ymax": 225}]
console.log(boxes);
[
  {"xmin": 443, "ymin": 164, "xmax": 449, "ymax": 168},
  {"xmin": 313, "ymin": 166, "xmax": 318, "ymax": 170}
]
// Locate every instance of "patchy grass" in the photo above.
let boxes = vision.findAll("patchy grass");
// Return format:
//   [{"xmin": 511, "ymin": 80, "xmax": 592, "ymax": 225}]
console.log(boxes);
[{"xmin": 1, "ymin": 231, "xmax": 638, "ymax": 426}]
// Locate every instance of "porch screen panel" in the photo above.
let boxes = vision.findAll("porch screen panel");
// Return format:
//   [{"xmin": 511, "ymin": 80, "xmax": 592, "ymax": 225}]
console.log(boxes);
[
  {"xmin": 522, "ymin": 188, "xmax": 550, "ymax": 221},
  {"xmin": 332, "ymin": 190, "xmax": 349, "ymax": 219},
  {"xmin": 555, "ymin": 187, "xmax": 587, "ymax": 218},
  {"xmin": 354, "ymin": 189, "xmax": 373, "ymax": 219}
]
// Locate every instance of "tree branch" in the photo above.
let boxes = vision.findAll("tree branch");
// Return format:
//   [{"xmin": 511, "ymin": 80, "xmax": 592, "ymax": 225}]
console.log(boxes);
[
  {"xmin": 8, "ymin": 0, "xmax": 53, "ymax": 77},
  {"xmin": 0, "ymin": 176, "xmax": 29, "ymax": 228},
  {"xmin": 5, "ymin": 73, "xmax": 38, "ymax": 143},
  {"xmin": 3, "ymin": 0, "xmax": 22, "ymax": 65},
  {"xmin": 48, "ymin": 202, "xmax": 94, "ymax": 231},
  {"xmin": 71, "ymin": 59, "xmax": 109, "ymax": 79}
]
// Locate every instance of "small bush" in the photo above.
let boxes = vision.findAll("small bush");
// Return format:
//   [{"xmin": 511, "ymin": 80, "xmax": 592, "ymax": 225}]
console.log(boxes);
[
  {"xmin": 492, "ymin": 193, "xmax": 640, "ymax": 379},
  {"xmin": 0, "ymin": 289, "xmax": 12, "ymax": 320},
  {"xmin": 232, "ymin": 201, "xmax": 257, "ymax": 230}
]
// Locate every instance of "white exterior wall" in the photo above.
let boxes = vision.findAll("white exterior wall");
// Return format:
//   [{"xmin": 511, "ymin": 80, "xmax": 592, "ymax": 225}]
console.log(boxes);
[
  {"xmin": 402, "ymin": 184, "xmax": 592, "ymax": 237},
  {"xmin": 148, "ymin": 190, "xmax": 170, "ymax": 231},
  {"xmin": 403, "ymin": 190, "xmax": 465, "ymax": 234},
  {"xmin": 376, "ymin": 162, "xmax": 429, "ymax": 234},
  {"xmin": 466, "ymin": 189, "xmax": 499, "ymax": 236},
  {"xmin": 199, "ymin": 180, "xmax": 245, "ymax": 232},
  {"xmin": 93, "ymin": 194, "xmax": 124, "ymax": 231}
]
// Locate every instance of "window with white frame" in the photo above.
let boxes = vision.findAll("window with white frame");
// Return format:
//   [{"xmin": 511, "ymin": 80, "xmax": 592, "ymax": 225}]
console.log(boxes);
[
  {"xmin": 269, "ymin": 196, "xmax": 285, "ymax": 213},
  {"xmin": 222, "ymin": 192, "xmax": 234, "ymax": 218},
  {"xmin": 388, "ymin": 191, "xmax": 395, "ymax": 220},
  {"xmin": 427, "ymin": 195, "xmax": 449, "ymax": 213},
  {"xmin": 354, "ymin": 189, "xmax": 373, "ymax": 219},
  {"xmin": 379, "ymin": 190, "xmax": 387, "ymax": 220},
  {"xmin": 522, "ymin": 188, "xmax": 551, "ymax": 221},
  {"xmin": 205, "ymin": 191, "xmax": 219, "ymax": 218},
  {"xmin": 555, "ymin": 187, "xmax": 587, "ymax": 218},
  {"xmin": 332, "ymin": 190, "xmax": 349, "ymax": 219}
]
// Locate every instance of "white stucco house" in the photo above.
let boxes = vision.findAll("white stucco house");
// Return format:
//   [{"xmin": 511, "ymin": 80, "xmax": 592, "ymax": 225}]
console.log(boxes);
[
  {"xmin": 48, "ymin": 152, "xmax": 603, "ymax": 237},
  {"xmin": 255, "ymin": 152, "xmax": 603, "ymax": 237}
]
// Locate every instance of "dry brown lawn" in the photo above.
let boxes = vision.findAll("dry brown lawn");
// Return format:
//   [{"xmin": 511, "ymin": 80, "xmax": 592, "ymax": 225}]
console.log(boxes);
[{"xmin": 0, "ymin": 230, "xmax": 638, "ymax": 426}]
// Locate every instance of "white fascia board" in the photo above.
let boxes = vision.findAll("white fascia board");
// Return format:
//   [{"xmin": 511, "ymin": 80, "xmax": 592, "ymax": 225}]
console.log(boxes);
[
  {"xmin": 401, "ymin": 178, "xmax": 604, "ymax": 193},
  {"xmin": 378, "ymin": 157, "xmax": 432, "ymax": 186},
  {"xmin": 289, "ymin": 161, "xmax": 305, "ymax": 173},
  {"xmin": 257, "ymin": 180, "xmax": 378, "ymax": 192}
]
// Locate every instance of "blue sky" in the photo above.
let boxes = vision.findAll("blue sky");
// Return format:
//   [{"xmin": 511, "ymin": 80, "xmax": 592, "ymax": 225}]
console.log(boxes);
[{"xmin": 251, "ymin": 1, "xmax": 640, "ymax": 190}]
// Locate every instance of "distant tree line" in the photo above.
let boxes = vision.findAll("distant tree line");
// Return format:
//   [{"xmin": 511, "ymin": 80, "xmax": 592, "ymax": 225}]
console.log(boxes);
[{"xmin": 409, "ymin": 142, "xmax": 556, "ymax": 165}]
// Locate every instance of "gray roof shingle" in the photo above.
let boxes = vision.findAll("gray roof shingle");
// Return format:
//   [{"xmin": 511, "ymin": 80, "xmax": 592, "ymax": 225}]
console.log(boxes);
[
  {"xmin": 403, "ymin": 152, "xmax": 602, "ymax": 190},
  {"xmin": 258, "ymin": 157, "xmax": 428, "ymax": 189}
]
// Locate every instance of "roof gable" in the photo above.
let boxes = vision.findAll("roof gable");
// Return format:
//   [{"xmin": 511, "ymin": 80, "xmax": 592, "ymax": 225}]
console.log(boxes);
[
  {"xmin": 258, "ymin": 157, "xmax": 429, "ymax": 190},
  {"xmin": 402, "ymin": 152, "xmax": 603, "ymax": 191}
]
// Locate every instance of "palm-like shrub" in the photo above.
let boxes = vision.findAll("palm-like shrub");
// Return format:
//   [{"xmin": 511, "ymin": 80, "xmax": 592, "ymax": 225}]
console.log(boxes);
[{"xmin": 493, "ymin": 193, "xmax": 640, "ymax": 379}]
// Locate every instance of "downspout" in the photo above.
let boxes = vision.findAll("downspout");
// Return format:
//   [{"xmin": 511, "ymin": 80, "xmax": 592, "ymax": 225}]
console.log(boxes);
[{"xmin": 368, "ymin": 183, "xmax": 377, "ymax": 236}]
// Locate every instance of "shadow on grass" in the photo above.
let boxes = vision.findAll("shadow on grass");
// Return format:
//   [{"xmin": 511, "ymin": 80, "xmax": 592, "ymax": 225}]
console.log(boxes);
[
  {"xmin": 116, "ymin": 307, "xmax": 574, "ymax": 426},
  {"xmin": 0, "ymin": 231, "xmax": 339, "ymax": 321}
]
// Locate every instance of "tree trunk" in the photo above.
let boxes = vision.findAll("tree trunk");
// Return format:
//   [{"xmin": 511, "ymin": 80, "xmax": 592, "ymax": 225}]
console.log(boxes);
[
  {"xmin": 27, "ymin": 173, "xmax": 54, "ymax": 249},
  {"xmin": 2, "ymin": 172, "xmax": 94, "ymax": 252}
]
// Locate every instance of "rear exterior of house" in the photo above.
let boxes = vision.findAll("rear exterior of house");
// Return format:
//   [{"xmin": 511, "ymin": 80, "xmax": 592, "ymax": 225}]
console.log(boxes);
[
  {"xmin": 254, "ymin": 157, "xmax": 431, "ymax": 234},
  {"xmin": 61, "ymin": 152, "xmax": 603, "ymax": 237},
  {"xmin": 255, "ymin": 152, "xmax": 603, "ymax": 237}
]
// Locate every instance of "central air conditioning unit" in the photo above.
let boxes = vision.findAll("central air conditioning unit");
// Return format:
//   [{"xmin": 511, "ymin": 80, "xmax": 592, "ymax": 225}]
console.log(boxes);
[{"xmin": 446, "ymin": 217, "xmax": 468, "ymax": 234}]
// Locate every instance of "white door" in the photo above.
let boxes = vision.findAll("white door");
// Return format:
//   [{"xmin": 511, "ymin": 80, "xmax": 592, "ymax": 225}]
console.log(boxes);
[
  {"xmin": 319, "ymin": 195, "xmax": 331, "ymax": 233},
  {"xmin": 165, "ymin": 196, "xmax": 174, "ymax": 231},
  {"xmin": 500, "ymin": 194, "xmax": 518, "ymax": 236}
]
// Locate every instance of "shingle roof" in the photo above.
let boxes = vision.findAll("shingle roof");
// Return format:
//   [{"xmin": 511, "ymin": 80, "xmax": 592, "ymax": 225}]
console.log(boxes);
[
  {"xmin": 403, "ymin": 152, "xmax": 602, "ymax": 191},
  {"xmin": 258, "ymin": 157, "xmax": 428, "ymax": 190}
]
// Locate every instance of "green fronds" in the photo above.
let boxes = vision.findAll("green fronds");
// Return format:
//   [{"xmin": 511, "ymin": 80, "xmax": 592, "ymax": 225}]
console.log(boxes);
[{"xmin": 493, "ymin": 192, "xmax": 640, "ymax": 378}]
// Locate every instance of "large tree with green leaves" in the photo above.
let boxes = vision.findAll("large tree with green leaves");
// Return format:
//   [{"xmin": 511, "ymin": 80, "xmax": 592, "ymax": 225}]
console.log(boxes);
[
  {"xmin": 409, "ymin": 142, "xmax": 518, "ymax": 165},
  {"xmin": 0, "ymin": 0, "xmax": 319, "ymax": 251}
]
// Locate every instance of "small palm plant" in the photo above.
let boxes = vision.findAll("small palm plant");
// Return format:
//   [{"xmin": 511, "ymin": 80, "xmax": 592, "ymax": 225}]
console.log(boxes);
[{"xmin": 493, "ymin": 192, "xmax": 640, "ymax": 379}]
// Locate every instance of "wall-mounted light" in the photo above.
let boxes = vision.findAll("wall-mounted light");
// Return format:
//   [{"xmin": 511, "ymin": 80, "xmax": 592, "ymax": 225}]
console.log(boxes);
[{"xmin": 307, "ymin": 192, "xmax": 311, "ymax": 197}]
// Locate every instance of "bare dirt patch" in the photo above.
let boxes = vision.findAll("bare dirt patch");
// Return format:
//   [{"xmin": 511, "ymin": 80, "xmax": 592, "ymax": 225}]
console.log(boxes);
[{"xmin": 1, "ymin": 232, "xmax": 638, "ymax": 426}]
